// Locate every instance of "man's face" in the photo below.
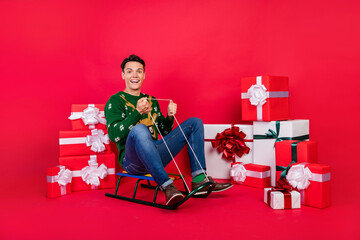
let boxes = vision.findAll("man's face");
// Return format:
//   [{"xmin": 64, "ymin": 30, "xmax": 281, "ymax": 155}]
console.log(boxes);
[{"xmin": 122, "ymin": 61, "xmax": 145, "ymax": 93}]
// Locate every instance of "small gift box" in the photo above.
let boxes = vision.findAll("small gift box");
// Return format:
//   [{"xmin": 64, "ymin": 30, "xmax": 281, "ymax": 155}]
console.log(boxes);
[
  {"xmin": 46, "ymin": 166, "xmax": 72, "ymax": 198},
  {"xmin": 241, "ymin": 76, "xmax": 289, "ymax": 121},
  {"xmin": 230, "ymin": 162, "xmax": 271, "ymax": 188},
  {"xmin": 264, "ymin": 181, "xmax": 301, "ymax": 210},
  {"xmin": 253, "ymin": 120, "xmax": 309, "ymax": 186},
  {"xmin": 286, "ymin": 163, "xmax": 331, "ymax": 208},
  {"xmin": 204, "ymin": 124, "xmax": 253, "ymax": 179},
  {"xmin": 275, "ymin": 140, "xmax": 318, "ymax": 181},
  {"xmin": 59, "ymin": 129, "xmax": 112, "ymax": 157},
  {"xmin": 59, "ymin": 154, "xmax": 116, "ymax": 192},
  {"xmin": 68, "ymin": 104, "xmax": 107, "ymax": 130}
]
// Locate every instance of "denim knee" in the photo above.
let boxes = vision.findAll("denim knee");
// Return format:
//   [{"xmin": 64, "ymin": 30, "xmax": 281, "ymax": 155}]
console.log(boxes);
[
  {"xmin": 189, "ymin": 117, "xmax": 204, "ymax": 131},
  {"xmin": 130, "ymin": 124, "xmax": 152, "ymax": 141}
]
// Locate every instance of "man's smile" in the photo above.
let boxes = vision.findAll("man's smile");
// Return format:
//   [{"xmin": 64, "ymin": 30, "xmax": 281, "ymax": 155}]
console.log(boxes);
[{"xmin": 130, "ymin": 79, "xmax": 140, "ymax": 83}]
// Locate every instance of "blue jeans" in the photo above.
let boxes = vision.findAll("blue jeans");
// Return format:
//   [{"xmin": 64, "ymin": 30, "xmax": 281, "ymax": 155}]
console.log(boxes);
[{"xmin": 122, "ymin": 117, "xmax": 206, "ymax": 190}]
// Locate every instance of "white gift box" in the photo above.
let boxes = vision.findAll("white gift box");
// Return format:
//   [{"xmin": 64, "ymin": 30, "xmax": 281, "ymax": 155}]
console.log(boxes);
[
  {"xmin": 204, "ymin": 124, "xmax": 253, "ymax": 179},
  {"xmin": 253, "ymin": 120, "xmax": 309, "ymax": 186},
  {"xmin": 264, "ymin": 188, "xmax": 301, "ymax": 209}
]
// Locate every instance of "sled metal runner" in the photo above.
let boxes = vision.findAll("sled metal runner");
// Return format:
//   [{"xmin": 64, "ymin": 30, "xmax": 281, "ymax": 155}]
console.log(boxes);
[{"xmin": 105, "ymin": 172, "xmax": 214, "ymax": 210}]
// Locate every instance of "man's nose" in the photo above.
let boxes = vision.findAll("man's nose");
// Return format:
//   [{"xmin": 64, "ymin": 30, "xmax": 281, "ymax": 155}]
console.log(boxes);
[{"xmin": 132, "ymin": 72, "xmax": 138, "ymax": 77}]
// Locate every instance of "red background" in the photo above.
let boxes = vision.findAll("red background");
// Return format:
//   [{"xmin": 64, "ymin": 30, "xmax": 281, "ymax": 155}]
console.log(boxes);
[{"xmin": 1, "ymin": 0, "xmax": 359, "ymax": 239}]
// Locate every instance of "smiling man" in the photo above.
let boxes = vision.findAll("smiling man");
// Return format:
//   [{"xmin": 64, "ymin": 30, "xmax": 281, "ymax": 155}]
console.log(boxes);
[{"xmin": 105, "ymin": 54, "xmax": 232, "ymax": 206}]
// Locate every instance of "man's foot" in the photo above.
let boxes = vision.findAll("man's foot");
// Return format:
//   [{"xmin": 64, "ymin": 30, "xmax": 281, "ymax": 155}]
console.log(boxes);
[
  {"xmin": 191, "ymin": 176, "xmax": 233, "ymax": 195},
  {"xmin": 164, "ymin": 184, "xmax": 185, "ymax": 206}
]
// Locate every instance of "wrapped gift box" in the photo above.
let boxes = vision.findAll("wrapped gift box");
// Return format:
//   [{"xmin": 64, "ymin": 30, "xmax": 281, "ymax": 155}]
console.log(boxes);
[
  {"xmin": 264, "ymin": 188, "xmax": 301, "ymax": 209},
  {"xmin": 46, "ymin": 166, "xmax": 72, "ymax": 198},
  {"xmin": 230, "ymin": 162, "xmax": 271, "ymax": 188},
  {"xmin": 59, "ymin": 129, "xmax": 112, "ymax": 157},
  {"xmin": 286, "ymin": 163, "xmax": 331, "ymax": 208},
  {"xmin": 59, "ymin": 154, "xmax": 116, "ymax": 191},
  {"xmin": 241, "ymin": 76, "xmax": 289, "ymax": 121},
  {"xmin": 253, "ymin": 120, "xmax": 309, "ymax": 186},
  {"xmin": 204, "ymin": 124, "xmax": 253, "ymax": 179},
  {"xmin": 68, "ymin": 104, "xmax": 107, "ymax": 130},
  {"xmin": 275, "ymin": 140, "xmax": 318, "ymax": 182}
]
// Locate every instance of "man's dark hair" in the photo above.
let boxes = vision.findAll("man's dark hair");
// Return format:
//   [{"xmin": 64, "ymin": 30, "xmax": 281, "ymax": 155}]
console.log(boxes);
[{"xmin": 121, "ymin": 54, "xmax": 145, "ymax": 72}]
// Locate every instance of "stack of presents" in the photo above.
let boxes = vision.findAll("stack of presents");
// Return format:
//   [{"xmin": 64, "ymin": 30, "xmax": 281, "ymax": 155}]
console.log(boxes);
[
  {"xmin": 47, "ymin": 104, "xmax": 116, "ymax": 198},
  {"xmin": 46, "ymin": 76, "xmax": 331, "ymax": 210},
  {"xmin": 204, "ymin": 76, "xmax": 330, "ymax": 209}
]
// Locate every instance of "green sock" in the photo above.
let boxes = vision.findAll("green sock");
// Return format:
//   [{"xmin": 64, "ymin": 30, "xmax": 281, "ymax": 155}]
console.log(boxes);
[{"xmin": 192, "ymin": 173, "xmax": 205, "ymax": 183}]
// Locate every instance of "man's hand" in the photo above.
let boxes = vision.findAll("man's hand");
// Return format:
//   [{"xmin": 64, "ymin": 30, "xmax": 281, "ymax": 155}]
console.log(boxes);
[
  {"xmin": 167, "ymin": 100, "xmax": 177, "ymax": 118},
  {"xmin": 136, "ymin": 97, "xmax": 151, "ymax": 115}
]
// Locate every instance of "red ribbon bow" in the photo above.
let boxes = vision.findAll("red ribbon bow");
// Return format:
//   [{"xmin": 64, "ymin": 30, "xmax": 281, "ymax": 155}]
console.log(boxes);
[
  {"xmin": 205, "ymin": 125, "xmax": 252, "ymax": 162},
  {"xmin": 273, "ymin": 178, "xmax": 294, "ymax": 191}
]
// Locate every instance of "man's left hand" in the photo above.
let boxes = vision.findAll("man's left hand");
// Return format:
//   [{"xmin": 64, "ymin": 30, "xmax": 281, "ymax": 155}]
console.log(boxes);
[{"xmin": 167, "ymin": 100, "xmax": 177, "ymax": 118}]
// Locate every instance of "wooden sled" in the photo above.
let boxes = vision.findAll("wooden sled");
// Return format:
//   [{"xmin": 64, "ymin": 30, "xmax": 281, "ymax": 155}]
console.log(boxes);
[{"xmin": 105, "ymin": 172, "xmax": 214, "ymax": 210}]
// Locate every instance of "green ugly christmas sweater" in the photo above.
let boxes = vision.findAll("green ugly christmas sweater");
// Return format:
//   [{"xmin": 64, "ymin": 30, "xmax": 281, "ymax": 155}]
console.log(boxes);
[{"xmin": 105, "ymin": 91, "xmax": 174, "ymax": 166}]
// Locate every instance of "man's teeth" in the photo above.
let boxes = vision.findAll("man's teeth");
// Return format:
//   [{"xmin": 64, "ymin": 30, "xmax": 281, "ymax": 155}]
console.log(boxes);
[{"xmin": 130, "ymin": 80, "xmax": 139, "ymax": 83}]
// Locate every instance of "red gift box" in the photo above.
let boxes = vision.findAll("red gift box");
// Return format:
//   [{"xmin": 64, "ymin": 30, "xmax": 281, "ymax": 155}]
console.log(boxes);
[
  {"xmin": 46, "ymin": 166, "xmax": 72, "ymax": 198},
  {"xmin": 286, "ymin": 163, "xmax": 331, "ymax": 208},
  {"xmin": 275, "ymin": 140, "xmax": 318, "ymax": 181},
  {"xmin": 230, "ymin": 162, "xmax": 271, "ymax": 188},
  {"xmin": 241, "ymin": 76, "xmax": 289, "ymax": 121},
  {"xmin": 68, "ymin": 104, "xmax": 107, "ymax": 130},
  {"xmin": 59, "ymin": 129, "xmax": 112, "ymax": 157},
  {"xmin": 59, "ymin": 154, "xmax": 116, "ymax": 192}
]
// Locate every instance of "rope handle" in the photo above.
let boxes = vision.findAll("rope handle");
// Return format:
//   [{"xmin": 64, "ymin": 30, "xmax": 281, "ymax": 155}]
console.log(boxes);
[{"xmin": 147, "ymin": 98, "xmax": 209, "ymax": 191}]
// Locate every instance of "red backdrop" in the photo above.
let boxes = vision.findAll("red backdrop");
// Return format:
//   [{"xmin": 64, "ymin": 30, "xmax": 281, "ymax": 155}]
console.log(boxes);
[{"xmin": 1, "ymin": 0, "xmax": 359, "ymax": 204}]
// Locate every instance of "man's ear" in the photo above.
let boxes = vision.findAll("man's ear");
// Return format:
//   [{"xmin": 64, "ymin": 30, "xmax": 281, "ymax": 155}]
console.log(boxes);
[{"xmin": 122, "ymin": 71, "xmax": 125, "ymax": 80}]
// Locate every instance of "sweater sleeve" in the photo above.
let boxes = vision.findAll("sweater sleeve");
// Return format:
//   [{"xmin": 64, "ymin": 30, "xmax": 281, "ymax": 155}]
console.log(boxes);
[{"xmin": 105, "ymin": 96, "xmax": 142, "ymax": 144}]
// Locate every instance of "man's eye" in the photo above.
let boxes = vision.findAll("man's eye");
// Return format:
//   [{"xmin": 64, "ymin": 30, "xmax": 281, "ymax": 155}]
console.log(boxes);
[{"xmin": 127, "ymin": 71, "xmax": 132, "ymax": 74}]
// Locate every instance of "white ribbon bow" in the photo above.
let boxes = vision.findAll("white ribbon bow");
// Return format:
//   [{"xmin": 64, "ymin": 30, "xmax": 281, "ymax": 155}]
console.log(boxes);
[
  {"xmin": 57, "ymin": 167, "xmax": 73, "ymax": 186},
  {"xmin": 247, "ymin": 84, "xmax": 268, "ymax": 106},
  {"xmin": 230, "ymin": 164, "xmax": 247, "ymax": 183},
  {"xmin": 81, "ymin": 159, "xmax": 108, "ymax": 187},
  {"xmin": 68, "ymin": 105, "xmax": 106, "ymax": 126},
  {"xmin": 286, "ymin": 164, "xmax": 312, "ymax": 190},
  {"xmin": 85, "ymin": 129, "xmax": 110, "ymax": 153}
]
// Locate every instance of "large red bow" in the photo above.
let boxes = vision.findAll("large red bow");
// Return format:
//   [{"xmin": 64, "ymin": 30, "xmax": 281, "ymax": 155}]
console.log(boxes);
[{"xmin": 205, "ymin": 125, "xmax": 252, "ymax": 161}]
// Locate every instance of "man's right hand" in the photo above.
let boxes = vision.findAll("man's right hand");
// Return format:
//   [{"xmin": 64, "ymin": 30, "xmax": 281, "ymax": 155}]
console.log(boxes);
[{"xmin": 136, "ymin": 97, "xmax": 151, "ymax": 115}]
